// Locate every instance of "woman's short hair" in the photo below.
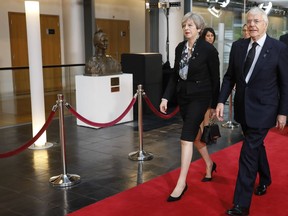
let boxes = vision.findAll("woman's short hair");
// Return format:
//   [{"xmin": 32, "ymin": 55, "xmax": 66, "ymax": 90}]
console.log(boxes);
[
  {"xmin": 200, "ymin": 27, "xmax": 216, "ymax": 43},
  {"xmin": 182, "ymin": 12, "xmax": 206, "ymax": 34}
]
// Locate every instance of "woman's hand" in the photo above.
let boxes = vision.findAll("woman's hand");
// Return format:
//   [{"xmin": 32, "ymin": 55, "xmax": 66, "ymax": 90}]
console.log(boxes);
[
  {"xmin": 160, "ymin": 99, "xmax": 168, "ymax": 114},
  {"xmin": 210, "ymin": 108, "xmax": 216, "ymax": 119}
]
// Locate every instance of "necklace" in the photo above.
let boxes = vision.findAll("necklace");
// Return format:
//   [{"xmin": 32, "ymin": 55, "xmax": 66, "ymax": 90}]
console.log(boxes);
[
  {"xmin": 188, "ymin": 39, "xmax": 197, "ymax": 53},
  {"xmin": 187, "ymin": 39, "xmax": 197, "ymax": 59}
]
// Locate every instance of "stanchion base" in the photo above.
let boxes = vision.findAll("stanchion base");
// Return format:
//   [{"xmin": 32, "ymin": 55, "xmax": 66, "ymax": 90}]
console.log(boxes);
[
  {"xmin": 128, "ymin": 150, "xmax": 153, "ymax": 161},
  {"xmin": 29, "ymin": 142, "xmax": 53, "ymax": 150},
  {"xmin": 49, "ymin": 174, "xmax": 81, "ymax": 187},
  {"xmin": 221, "ymin": 121, "xmax": 240, "ymax": 129}
]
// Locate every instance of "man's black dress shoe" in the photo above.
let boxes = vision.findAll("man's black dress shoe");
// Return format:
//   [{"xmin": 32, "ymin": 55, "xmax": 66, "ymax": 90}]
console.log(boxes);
[
  {"xmin": 167, "ymin": 184, "xmax": 188, "ymax": 202},
  {"xmin": 254, "ymin": 184, "xmax": 268, "ymax": 196},
  {"xmin": 226, "ymin": 205, "xmax": 249, "ymax": 216}
]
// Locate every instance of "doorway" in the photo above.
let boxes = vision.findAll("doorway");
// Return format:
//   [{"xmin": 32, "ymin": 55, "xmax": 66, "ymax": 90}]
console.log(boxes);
[
  {"xmin": 8, "ymin": 12, "xmax": 62, "ymax": 95},
  {"xmin": 7, "ymin": 12, "xmax": 62, "ymax": 124},
  {"xmin": 96, "ymin": 19, "xmax": 130, "ymax": 62}
]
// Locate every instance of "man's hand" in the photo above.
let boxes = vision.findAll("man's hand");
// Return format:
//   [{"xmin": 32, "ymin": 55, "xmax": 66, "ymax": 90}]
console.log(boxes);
[
  {"xmin": 216, "ymin": 103, "xmax": 225, "ymax": 121},
  {"xmin": 276, "ymin": 114, "xmax": 287, "ymax": 130}
]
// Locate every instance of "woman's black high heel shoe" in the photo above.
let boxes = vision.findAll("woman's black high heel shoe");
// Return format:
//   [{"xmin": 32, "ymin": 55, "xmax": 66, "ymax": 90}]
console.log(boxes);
[
  {"xmin": 167, "ymin": 184, "xmax": 188, "ymax": 202},
  {"xmin": 201, "ymin": 162, "xmax": 217, "ymax": 182}
]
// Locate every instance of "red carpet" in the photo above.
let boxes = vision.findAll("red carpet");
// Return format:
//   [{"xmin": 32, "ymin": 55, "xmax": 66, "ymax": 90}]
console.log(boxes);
[{"xmin": 68, "ymin": 128, "xmax": 288, "ymax": 216}]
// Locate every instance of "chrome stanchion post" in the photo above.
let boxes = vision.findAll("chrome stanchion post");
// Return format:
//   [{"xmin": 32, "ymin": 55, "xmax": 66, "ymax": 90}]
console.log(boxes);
[
  {"xmin": 137, "ymin": 161, "xmax": 144, "ymax": 185},
  {"xmin": 49, "ymin": 94, "xmax": 81, "ymax": 187},
  {"xmin": 128, "ymin": 85, "xmax": 153, "ymax": 161},
  {"xmin": 221, "ymin": 90, "xmax": 239, "ymax": 129}
]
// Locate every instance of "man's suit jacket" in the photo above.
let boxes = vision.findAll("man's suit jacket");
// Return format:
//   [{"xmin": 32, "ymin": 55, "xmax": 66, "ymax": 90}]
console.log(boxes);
[
  {"xmin": 279, "ymin": 33, "xmax": 288, "ymax": 46},
  {"xmin": 163, "ymin": 39, "xmax": 220, "ymax": 108},
  {"xmin": 218, "ymin": 36, "xmax": 288, "ymax": 128}
]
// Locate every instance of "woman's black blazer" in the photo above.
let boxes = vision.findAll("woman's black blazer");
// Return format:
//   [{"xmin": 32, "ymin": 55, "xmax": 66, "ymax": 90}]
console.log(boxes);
[{"xmin": 163, "ymin": 38, "xmax": 220, "ymax": 108}]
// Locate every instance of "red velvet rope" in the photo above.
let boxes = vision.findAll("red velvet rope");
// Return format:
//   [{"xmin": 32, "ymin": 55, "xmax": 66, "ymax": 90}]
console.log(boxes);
[
  {"xmin": 66, "ymin": 96, "xmax": 137, "ymax": 128},
  {"xmin": 143, "ymin": 94, "xmax": 179, "ymax": 119},
  {"xmin": 0, "ymin": 110, "xmax": 56, "ymax": 158}
]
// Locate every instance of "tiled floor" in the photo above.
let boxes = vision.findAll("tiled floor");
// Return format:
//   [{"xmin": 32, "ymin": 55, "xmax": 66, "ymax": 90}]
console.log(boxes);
[{"xmin": 0, "ymin": 106, "xmax": 243, "ymax": 216}]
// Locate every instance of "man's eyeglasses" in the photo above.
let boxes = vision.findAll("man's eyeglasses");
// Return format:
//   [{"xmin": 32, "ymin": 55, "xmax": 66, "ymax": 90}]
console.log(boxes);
[{"xmin": 247, "ymin": 19, "xmax": 264, "ymax": 25}]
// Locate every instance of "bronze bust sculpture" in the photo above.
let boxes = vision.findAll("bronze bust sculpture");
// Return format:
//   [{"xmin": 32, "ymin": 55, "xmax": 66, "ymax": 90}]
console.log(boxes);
[{"xmin": 85, "ymin": 27, "xmax": 122, "ymax": 76}]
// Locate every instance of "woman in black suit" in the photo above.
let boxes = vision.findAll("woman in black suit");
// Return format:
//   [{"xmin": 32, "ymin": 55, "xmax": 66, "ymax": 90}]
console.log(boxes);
[
  {"xmin": 160, "ymin": 12, "xmax": 220, "ymax": 202},
  {"xmin": 193, "ymin": 27, "xmax": 218, "ymax": 182}
]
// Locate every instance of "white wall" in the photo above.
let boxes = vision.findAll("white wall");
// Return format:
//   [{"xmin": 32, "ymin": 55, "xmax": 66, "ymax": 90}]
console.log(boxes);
[{"xmin": 159, "ymin": 0, "xmax": 184, "ymax": 68}]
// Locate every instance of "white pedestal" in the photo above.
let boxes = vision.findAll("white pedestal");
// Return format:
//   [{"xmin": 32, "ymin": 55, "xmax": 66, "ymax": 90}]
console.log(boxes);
[{"xmin": 75, "ymin": 74, "xmax": 133, "ymax": 128}]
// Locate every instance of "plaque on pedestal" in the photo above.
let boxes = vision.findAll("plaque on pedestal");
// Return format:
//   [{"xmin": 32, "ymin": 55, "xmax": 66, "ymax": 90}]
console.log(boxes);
[{"xmin": 75, "ymin": 74, "xmax": 133, "ymax": 128}]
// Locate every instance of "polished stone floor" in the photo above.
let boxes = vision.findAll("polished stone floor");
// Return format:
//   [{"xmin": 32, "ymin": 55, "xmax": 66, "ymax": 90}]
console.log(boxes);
[{"xmin": 0, "ymin": 106, "xmax": 243, "ymax": 216}]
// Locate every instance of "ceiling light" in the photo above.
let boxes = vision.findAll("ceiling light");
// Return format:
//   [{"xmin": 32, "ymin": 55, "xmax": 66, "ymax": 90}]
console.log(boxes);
[
  {"xmin": 218, "ymin": 0, "xmax": 230, "ymax": 8},
  {"xmin": 258, "ymin": 2, "xmax": 272, "ymax": 15},
  {"xmin": 208, "ymin": 5, "xmax": 222, "ymax": 18}
]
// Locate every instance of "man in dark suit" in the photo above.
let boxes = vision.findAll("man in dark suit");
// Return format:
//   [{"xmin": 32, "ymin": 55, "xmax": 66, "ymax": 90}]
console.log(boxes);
[
  {"xmin": 216, "ymin": 7, "xmax": 288, "ymax": 216},
  {"xmin": 279, "ymin": 33, "xmax": 288, "ymax": 46}
]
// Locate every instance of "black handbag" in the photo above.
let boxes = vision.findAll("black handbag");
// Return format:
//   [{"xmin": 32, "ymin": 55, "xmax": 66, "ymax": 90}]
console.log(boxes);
[{"xmin": 200, "ymin": 120, "xmax": 221, "ymax": 144}]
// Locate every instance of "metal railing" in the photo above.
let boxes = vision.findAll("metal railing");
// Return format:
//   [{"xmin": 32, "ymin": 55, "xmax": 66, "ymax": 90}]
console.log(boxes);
[{"xmin": 0, "ymin": 64, "xmax": 85, "ymax": 128}]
